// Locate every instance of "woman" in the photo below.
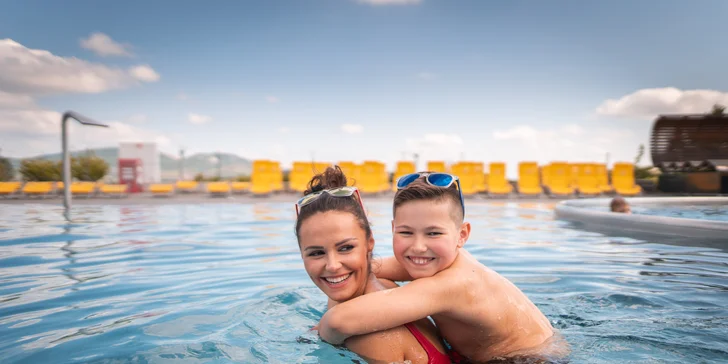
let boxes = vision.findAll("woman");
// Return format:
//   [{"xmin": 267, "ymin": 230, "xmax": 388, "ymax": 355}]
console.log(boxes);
[{"xmin": 294, "ymin": 166, "xmax": 450, "ymax": 364}]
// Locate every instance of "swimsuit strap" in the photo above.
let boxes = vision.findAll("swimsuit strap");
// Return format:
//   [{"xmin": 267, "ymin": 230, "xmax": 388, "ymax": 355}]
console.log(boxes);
[{"xmin": 403, "ymin": 323, "xmax": 451, "ymax": 364}]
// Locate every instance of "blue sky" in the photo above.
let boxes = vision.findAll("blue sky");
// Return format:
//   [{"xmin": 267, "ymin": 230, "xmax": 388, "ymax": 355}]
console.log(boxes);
[{"xmin": 1, "ymin": 0, "xmax": 727, "ymax": 177}]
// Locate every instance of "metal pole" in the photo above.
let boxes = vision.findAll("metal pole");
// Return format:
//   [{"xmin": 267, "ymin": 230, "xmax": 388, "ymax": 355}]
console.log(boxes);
[{"xmin": 61, "ymin": 111, "xmax": 108, "ymax": 221}]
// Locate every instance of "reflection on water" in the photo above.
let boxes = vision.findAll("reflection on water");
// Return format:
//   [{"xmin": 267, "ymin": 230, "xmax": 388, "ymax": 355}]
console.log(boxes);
[{"xmin": 0, "ymin": 202, "xmax": 727, "ymax": 363}]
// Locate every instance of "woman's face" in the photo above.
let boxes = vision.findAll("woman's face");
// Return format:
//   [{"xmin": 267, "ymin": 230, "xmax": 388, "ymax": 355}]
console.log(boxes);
[{"xmin": 298, "ymin": 211, "xmax": 374, "ymax": 303}]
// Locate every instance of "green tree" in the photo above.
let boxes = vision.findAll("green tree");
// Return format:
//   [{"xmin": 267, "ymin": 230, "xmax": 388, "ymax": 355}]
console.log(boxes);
[
  {"xmin": 0, "ymin": 157, "xmax": 14, "ymax": 181},
  {"xmin": 711, "ymin": 104, "xmax": 726, "ymax": 115},
  {"xmin": 194, "ymin": 173, "xmax": 205, "ymax": 182},
  {"xmin": 71, "ymin": 154, "xmax": 109, "ymax": 181},
  {"xmin": 19, "ymin": 159, "xmax": 62, "ymax": 181}
]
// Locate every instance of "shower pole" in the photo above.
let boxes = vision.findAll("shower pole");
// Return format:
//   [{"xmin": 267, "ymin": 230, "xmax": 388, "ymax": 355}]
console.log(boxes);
[{"xmin": 62, "ymin": 111, "xmax": 109, "ymax": 221}]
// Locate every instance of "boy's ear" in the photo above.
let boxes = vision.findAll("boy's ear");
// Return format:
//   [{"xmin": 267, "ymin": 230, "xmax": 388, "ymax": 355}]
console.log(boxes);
[
  {"xmin": 391, "ymin": 219, "xmax": 395, "ymax": 232},
  {"xmin": 457, "ymin": 221, "xmax": 471, "ymax": 248},
  {"xmin": 367, "ymin": 235, "xmax": 375, "ymax": 253}
]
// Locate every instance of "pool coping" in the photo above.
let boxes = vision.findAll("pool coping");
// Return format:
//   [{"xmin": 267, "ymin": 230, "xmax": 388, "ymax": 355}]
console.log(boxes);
[{"xmin": 554, "ymin": 197, "xmax": 728, "ymax": 240}]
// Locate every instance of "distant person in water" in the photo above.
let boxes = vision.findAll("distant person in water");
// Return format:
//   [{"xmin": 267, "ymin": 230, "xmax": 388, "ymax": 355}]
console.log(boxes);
[{"xmin": 610, "ymin": 196, "xmax": 631, "ymax": 214}]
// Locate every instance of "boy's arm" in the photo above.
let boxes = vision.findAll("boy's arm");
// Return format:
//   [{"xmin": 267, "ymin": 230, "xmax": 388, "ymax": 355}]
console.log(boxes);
[
  {"xmin": 318, "ymin": 275, "xmax": 456, "ymax": 344},
  {"xmin": 374, "ymin": 256, "xmax": 414, "ymax": 282}
]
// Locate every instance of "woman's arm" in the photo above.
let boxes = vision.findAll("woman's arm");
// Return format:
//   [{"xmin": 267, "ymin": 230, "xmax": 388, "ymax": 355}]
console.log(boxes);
[
  {"xmin": 374, "ymin": 256, "xmax": 414, "ymax": 282},
  {"xmin": 345, "ymin": 329, "xmax": 407, "ymax": 364},
  {"xmin": 318, "ymin": 275, "xmax": 456, "ymax": 345}
]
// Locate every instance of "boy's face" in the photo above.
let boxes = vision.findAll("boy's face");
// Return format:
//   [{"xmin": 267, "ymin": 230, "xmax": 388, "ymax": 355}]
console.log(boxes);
[{"xmin": 391, "ymin": 199, "xmax": 470, "ymax": 279}]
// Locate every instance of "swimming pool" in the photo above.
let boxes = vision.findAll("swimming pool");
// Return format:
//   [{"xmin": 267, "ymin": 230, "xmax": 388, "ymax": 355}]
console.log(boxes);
[{"xmin": 1, "ymin": 201, "xmax": 727, "ymax": 363}]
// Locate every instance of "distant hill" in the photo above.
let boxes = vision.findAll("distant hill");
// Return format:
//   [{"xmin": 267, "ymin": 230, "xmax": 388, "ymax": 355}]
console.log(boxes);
[{"xmin": 6, "ymin": 148, "xmax": 252, "ymax": 182}]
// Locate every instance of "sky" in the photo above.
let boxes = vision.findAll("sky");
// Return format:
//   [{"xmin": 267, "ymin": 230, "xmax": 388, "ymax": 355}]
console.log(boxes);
[{"xmin": 1, "ymin": 0, "xmax": 727, "ymax": 178}]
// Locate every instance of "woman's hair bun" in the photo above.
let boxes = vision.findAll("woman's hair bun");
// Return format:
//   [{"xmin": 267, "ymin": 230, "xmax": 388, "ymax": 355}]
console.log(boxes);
[{"xmin": 304, "ymin": 165, "xmax": 349, "ymax": 195}]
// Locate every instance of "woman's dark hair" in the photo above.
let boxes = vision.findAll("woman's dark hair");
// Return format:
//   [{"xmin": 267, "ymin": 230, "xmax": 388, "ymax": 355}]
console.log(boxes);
[{"xmin": 294, "ymin": 166, "xmax": 372, "ymax": 243}]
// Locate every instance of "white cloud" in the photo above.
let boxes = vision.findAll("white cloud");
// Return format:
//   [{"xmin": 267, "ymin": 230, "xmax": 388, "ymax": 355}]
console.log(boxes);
[
  {"xmin": 266, "ymin": 96, "xmax": 280, "ymax": 103},
  {"xmin": 358, "ymin": 0, "xmax": 421, "ymax": 5},
  {"xmin": 0, "ymin": 38, "xmax": 159, "ymax": 95},
  {"xmin": 415, "ymin": 72, "xmax": 437, "ymax": 81},
  {"xmin": 129, "ymin": 65, "xmax": 160, "ymax": 82},
  {"xmin": 188, "ymin": 113, "xmax": 212, "ymax": 125},
  {"xmin": 79, "ymin": 32, "xmax": 133, "ymax": 57},
  {"xmin": 0, "ymin": 90, "xmax": 34, "ymax": 109},
  {"xmin": 0, "ymin": 108, "xmax": 173, "ymax": 157},
  {"xmin": 561, "ymin": 124, "xmax": 584, "ymax": 136},
  {"xmin": 277, "ymin": 127, "xmax": 291, "ymax": 133},
  {"xmin": 341, "ymin": 123, "xmax": 364, "ymax": 134},
  {"xmin": 596, "ymin": 87, "xmax": 728, "ymax": 120}
]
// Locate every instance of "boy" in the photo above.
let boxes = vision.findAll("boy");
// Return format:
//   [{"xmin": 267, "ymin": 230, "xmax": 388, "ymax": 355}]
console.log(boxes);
[
  {"xmin": 610, "ymin": 196, "xmax": 632, "ymax": 214},
  {"xmin": 317, "ymin": 172, "xmax": 564, "ymax": 363}
]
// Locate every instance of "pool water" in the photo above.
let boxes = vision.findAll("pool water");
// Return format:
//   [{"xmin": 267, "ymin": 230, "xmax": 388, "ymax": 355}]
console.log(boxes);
[
  {"xmin": 635, "ymin": 204, "xmax": 728, "ymax": 222},
  {"xmin": 1, "ymin": 202, "xmax": 727, "ymax": 363}
]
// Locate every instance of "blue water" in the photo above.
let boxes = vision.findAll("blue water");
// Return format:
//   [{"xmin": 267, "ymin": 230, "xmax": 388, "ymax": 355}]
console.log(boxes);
[
  {"xmin": 1, "ymin": 202, "xmax": 727, "ymax": 363},
  {"xmin": 636, "ymin": 204, "xmax": 728, "ymax": 222}
]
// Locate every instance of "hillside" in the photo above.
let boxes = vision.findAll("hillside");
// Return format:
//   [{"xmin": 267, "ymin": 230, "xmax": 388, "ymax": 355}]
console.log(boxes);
[{"xmin": 6, "ymin": 148, "xmax": 252, "ymax": 181}]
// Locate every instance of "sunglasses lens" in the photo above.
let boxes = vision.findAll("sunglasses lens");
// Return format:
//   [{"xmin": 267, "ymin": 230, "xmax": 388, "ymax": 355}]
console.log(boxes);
[
  {"xmin": 427, "ymin": 173, "xmax": 454, "ymax": 187},
  {"xmin": 397, "ymin": 173, "xmax": 420, "ymax": 188},
  {"xmin": 297, "ymin": 192, "xmax": 320, "ymax": 206},
  {"xmin": 329, "ymin": 187, "xmax": 354, "ymax": 197}
]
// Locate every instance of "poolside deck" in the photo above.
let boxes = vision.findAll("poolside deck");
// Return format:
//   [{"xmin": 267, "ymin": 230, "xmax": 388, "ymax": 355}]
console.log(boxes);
[{"xmin": 0, "ymin": 191, "xmax": 568, "ymax": 206}]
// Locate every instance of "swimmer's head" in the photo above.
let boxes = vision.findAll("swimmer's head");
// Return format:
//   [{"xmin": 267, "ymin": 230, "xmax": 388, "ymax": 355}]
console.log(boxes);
[
  {"xmin": 610, "ymin": 196, "xmax": 631, "ymax": 214},
  {"xmin": 295, "ymin": 166, "xmax": 374, "ymax": 302},
  {"xmin": 391, "ymin": 174, "xmax": 470, "ymax": 278}
]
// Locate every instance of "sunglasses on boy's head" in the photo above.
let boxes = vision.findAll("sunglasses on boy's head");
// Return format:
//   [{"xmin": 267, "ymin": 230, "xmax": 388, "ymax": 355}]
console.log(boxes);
[
  {"xmin": 395, "ymin": 172, "xmax": 465, "ymax": 217},
  {"xmin": 295, "ymin": 186, "xmax": 366, "ymax": 216}
]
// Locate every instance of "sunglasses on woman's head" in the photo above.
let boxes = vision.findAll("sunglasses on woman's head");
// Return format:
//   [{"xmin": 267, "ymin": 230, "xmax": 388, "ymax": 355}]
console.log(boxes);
[
  {"xmin": 395, "ymin": 172, "xmax": 465, "ymax": 217},
  {"xmin": 295, "ymin": 186, "xmax": 366, "ymax": 216}
]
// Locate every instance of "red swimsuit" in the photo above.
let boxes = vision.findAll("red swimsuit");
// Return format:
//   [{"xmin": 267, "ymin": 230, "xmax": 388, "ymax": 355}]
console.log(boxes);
[{"xmin": 403, "ymin": 323, "xmax": 452, "ymax": 364}]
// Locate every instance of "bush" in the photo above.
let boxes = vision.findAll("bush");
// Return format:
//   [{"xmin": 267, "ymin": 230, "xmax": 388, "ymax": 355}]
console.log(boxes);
[
  {"xmin": 235, "ymin": 175, "xmax": 251, "ymax": 182},
  {"xmin": 72, "ymin": 154, "xmax": 109, "ymax": 181},
  {"xmin": 0, "ymin": 157, "xmax": 14, "ymax": 181},
  {"xmin": 20, "ymin": 159, "xmax": 61, "ymax": 181}
]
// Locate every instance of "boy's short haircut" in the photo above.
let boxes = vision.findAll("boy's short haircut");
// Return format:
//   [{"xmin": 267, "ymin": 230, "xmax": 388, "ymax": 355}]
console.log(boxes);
[
  {"xmin": 610, "ymin": 196, "xmax": 629, "ymax": 213},
  {"xmin": 393, "ymin": 176, "xmax": 464, "ymax": 223}
]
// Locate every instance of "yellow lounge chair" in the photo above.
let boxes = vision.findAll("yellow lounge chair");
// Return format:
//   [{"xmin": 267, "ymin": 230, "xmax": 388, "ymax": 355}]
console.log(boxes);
[
  {"xmin": 575, "ymin": 164, "xmax": 602, "ymax": 197},
  {"xmin": 612, "ymin": 162, "xmax": 642, "ymax": 196},
  {"xmin": 487, "ymin": 162, "xmax": 513, "ymax": 196},
  {"xmin": 270, "ymin": 161, "xmax": 284, "ymax": 192},
  {"xmin": 22, "ymin": 182, "xmax": 55, "ymax": 198},
  {"xmin": 545, "ymin": 162, "xmax": 575, "ymax": 197},
  {"xmin": 517, "ymin": 162, "xmax": 543, "ymax": 196},
  {"xmin": 338, "ymin": 161, "xmax": 359, "ymax": 187},
  {"xmin": 0, "ymin": 181, "xmax": 22, "ymax": 197},
  {"xmin": 207, "ymin": 181, "xmax": 231, "ymax": 196},
  {"xmin": 231, "ymin": 181, "xmax": 250, "ymax": 194},
  {"xmin": 595, "ymin": 164, "xmax": 613, "ymax": 194},
  {"xmin": 149, "ymin": 184, "xmax": 175, "ymax": 196},
  {"xmin": 451, "ymin": 162, "xmax": 479, "ymax": 196},
  {"xmin": 251, "ymin": 160, "xmax": 274, "ymax": 196},
  {"xmin": 426, "ymin": 161, "xmax": 448, "ymax": 173},
  {"xmin": 70, "ymin": 182, "xmax": 96, "ymax": 197},
  {"xmin": 175, "ymin": 180, "xmax": 199, "ymax": 193},
  {"xmin": 472, "ymin": 162, "xmax": 487, "ymax": 193},
  {"xmin": 100, "ymin": 184, "xmax": 128, "ymax": 198},
  {"xmin": 358, "ymin": 161, "xmax": 387, "ymax": 194}
]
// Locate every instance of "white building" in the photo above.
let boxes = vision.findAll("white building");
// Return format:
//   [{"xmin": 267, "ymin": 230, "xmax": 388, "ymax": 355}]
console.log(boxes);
[{"xmin": 119, "ymin": 142, "xmax": 161, "ymax": 184}]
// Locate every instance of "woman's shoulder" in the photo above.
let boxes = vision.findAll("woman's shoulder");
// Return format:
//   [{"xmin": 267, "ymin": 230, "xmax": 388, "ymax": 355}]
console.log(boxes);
[{"xmin": 345, "ymin": 325, "xmax": 417, "ymax": 364}]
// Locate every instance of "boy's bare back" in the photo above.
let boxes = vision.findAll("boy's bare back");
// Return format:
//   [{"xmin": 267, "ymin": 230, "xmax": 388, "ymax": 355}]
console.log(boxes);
[{"xmin": 429, "ymin": 249, "xmax": 554, "ymax": 361}]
